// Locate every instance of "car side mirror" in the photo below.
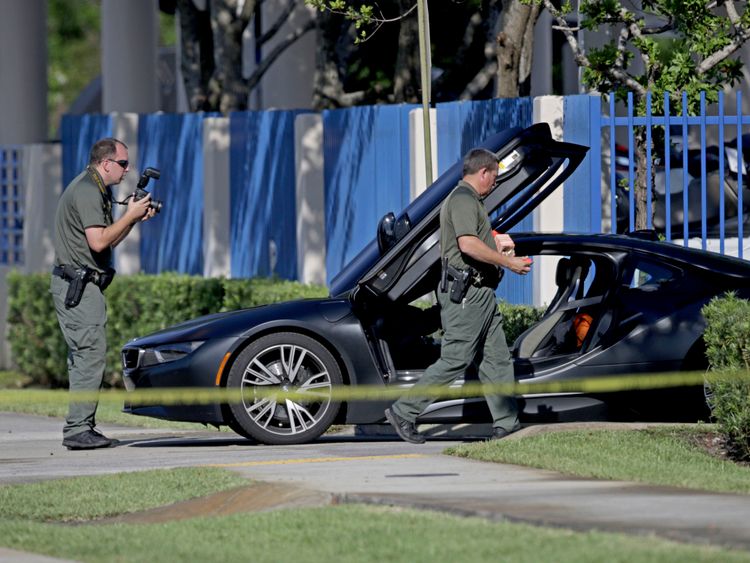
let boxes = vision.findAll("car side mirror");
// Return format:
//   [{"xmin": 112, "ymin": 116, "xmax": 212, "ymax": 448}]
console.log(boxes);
[{"xmin": 377, "ymin": 211, "xmax": 412, "ymax": 253}]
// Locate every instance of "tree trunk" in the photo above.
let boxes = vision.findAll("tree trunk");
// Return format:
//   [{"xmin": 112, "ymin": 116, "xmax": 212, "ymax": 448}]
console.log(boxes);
[
  {"xmin": 633, "ymin": 126, "xmax": 652, "ymax": 230},
  {"xmin": 392, "ymin": 0, "xmax": 419, "ymax": 103},
  {"xmin": 495, "ymin": 0, "xmax": 540, "ymax": 98},
  {"xmin": 207, "ymin": 0, "xmax": 255, "ymax": 112},
  {"xmin": 311, "ymin": 8, "xmax": 362, "ymax": 109},
  {"xmin": 176, "ymin": 0, "xmax": 214, "ymax": 111}
]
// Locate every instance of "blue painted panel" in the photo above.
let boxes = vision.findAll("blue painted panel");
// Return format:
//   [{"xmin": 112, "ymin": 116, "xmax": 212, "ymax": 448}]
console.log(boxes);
[
  {"xmin": 564, "ymin": 95, "xmax": 600, "ymax": 234},
  {"xmin": 436, "ymin": 98, "xmax": 534, "ymax": 175},
  {"xmin": 60, "ymin": 114, "xmax": 112, "ymax": 189},
  {"xmin": 435, "ymin": 98, "xmax": 534, "ymax": 305},
  {"xmin": 323, "ymin": 104, "xmax": 415, "ymax": 283},
  {"xmin": 229, "ymin": 110, "xmax": 302, "ymax": 279},
  {"xmin": 137, "ymin": 113, "xmax": 204, "ymax": 275}
]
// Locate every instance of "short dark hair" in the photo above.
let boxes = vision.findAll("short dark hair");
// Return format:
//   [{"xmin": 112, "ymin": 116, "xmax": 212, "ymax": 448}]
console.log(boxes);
[
  {"xmin": 89, "ymin": 138, "xmax": 127, "ymax": 165},
  {"xmin": 462, "ymin": 148, "xmax": 498, "ymax": 176}
]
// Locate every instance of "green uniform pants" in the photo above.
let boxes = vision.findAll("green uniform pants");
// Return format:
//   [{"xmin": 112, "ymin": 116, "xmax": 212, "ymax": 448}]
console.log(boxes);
[
  {"xmin": 50, "ymin": 275, "xmax": 107, "ymax": 438},
  {"xmin": 391, "ymin": 284, "xmax": 519, "ymax": 432}
]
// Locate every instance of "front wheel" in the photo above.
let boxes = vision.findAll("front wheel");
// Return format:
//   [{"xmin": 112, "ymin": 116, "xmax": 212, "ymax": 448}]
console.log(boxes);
[{"xmin": 226, "ymin": 332, "xmax": 342, "ymax": 445}]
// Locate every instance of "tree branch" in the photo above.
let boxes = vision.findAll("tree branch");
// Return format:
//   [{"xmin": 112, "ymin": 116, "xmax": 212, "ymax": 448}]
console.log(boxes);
[
  {"xmin": 724, "ymin": 0, "xmax": 741, "ymax": 24},
  {"xmin": 258, "ymin": 0, "xmax": 298, "ymax": 47},
  {"xmin": 697, "ymin": 26, "xmax": 750, "ymax": 74},
  {"xmin": 246, "ymin": 18, "xmax": 316, "ymax": 90},
  {"xmin": 540, "ymin": 0, "xmax": 646, "ymax": 95}
]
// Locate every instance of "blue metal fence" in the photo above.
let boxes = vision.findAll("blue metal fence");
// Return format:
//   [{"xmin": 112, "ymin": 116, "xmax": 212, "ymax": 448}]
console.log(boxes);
[
  {"xmin": 600, "ymin": 90, "xmax": 748, "ymax": 260},
  {"xmin": 0, "ymin": 147, "xmax": 23, "ymax": 265},
  {"xmin": 229, "ymin": 110, "xmax": 304, "ymax": 280},
  {"xmin": 138, "ymin": 113, "xmax": 206, "ymax": 275},
  {"xmin": 323, "ymin": 104, "xmax": 416, "ymax": 284}
]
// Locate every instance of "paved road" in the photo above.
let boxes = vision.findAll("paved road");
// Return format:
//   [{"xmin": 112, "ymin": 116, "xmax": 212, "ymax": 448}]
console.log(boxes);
[{"xmin": 2, "ymin": 412, "xmax": 750, "ymax": 553}]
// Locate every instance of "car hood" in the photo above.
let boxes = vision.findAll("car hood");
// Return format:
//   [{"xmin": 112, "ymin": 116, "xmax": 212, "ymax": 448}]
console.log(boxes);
[
  {"xmin": 329, "ymin": 123, "xmax": 588, "ymax": 298},
  {"xmin": 125, "ymin": 298, "xmax": 348, "ymax": 347}
]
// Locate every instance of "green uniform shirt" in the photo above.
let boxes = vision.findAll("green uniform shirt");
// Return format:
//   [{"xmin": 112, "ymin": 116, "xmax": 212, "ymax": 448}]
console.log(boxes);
[
  {"xmin": 53, "ymin": 168, "xmax": 113, "ymax": 272},
  {"xmin": 439, "ymin": 180, "xmax": 497, "ymax": 280}
]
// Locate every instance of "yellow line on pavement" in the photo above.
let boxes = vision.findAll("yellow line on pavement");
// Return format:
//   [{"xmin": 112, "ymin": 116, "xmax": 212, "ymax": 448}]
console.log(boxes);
[{"xmin": 207, "ymin": 453, "xmax": 427, "ymax": 468}]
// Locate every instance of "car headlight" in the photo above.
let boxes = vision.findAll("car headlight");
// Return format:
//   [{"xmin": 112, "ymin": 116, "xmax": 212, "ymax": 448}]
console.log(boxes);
[{"xmin": 139, "ymin": 341, "xmax": 205, "ymax": 368}]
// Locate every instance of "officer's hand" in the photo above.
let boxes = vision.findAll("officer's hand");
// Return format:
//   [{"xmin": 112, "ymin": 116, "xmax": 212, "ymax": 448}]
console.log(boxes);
[
  {"xmin": 125, "ymin": 193, "xmax": 152, "ymax": 224},
  {"xmin": 142, "ymin": 206, "xmax": 157, "ymax": 222},
  {"xmin": 506, "ymin": 255, "xmax": 532, "ymax": 275},
  {"xmin": 493, "ymin": 231, "xmax": 515, "ymax": 254}
]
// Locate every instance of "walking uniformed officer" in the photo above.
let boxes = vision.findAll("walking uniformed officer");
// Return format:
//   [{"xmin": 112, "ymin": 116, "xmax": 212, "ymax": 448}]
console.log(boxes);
[
  {"xmin": 51, "ymin": 138, "xmax": 156, "ymax": 450},
  {"xmin": 385, "ymin": 148, "xmax": 532, "ymax": 443}
]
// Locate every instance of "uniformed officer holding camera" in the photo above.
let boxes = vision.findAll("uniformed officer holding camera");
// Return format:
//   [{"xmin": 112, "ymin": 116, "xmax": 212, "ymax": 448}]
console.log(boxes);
[
  {"xmin": 51, "ymin": 138, "xmax": 156, "ymax": 450},
  {"xmin": 385, "ymin": 148, "xmax": 532, "ymax": 443}
]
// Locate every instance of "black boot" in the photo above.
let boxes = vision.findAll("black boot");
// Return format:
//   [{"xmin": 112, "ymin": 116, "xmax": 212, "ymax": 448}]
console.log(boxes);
[
  {"xmin": 385, "ymin": 408, "xmax": 425, "ymax": 444},
  {"xmin": 62, "ymin": 430, "xmax": 113, "ymax": 450}
]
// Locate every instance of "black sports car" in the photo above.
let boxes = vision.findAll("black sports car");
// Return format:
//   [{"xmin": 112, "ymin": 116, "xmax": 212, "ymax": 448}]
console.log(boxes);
[{"xmin": 121, "ymin": 123, "xmax": 750, "ymax": 444}]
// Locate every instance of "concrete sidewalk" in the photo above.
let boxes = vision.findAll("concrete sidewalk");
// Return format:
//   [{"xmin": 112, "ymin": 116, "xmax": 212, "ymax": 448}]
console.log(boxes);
[
  {"xmin": 1, "ymin": 412, "xmax": 749, "ymax": 557},
  {"xmin": 230, "ymin": 431, "xmax": 750, "ymax": 551}
]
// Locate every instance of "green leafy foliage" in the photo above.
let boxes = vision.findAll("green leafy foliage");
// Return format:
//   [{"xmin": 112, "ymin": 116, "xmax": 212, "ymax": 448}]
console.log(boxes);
[
  {"xmin": 221, "ymin": 277, "xmax": 328, "ymax": 311},
  {"xmin": 6, "ymin": 272, "xmax": 68, "ymax": 387},
  {"xmin": 575, "ymin": 0, "xmax": 747, "ymax": 112},
  {"xmin": 497, "ymin": 300, "xmax": 544, "ymax": 345},
  {"xmin": 702, "ymin": 292, "xmax": 750, "ymax": 461},
  {"xmin": 703, "ymin": 293, "xmax": 750, "ymax": 372},
  {"xmin": 6, "ymin": 272, "xmax": 326, "ymax": 388}
]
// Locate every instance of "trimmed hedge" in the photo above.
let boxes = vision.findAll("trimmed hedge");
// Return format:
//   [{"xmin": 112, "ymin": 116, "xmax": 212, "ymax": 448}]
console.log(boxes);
[
  {"xmin": 6, "ymin": 270, "xmax": 542, "ymax": 390},
  {"xmin": 702, "ymin": 292, "xmax": 750, "ymax": 461},
  {"xmin": 6, "ymin": 272, "xmax": 326, "ymax": 388}
]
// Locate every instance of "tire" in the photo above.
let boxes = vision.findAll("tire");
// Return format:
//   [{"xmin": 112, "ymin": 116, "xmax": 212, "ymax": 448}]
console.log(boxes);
[{"xmin": 226, "ymin": 332, "xmax": 342, "ymax": 445}]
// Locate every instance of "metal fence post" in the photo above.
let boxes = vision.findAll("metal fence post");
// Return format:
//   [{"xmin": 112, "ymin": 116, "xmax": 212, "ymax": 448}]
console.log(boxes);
[{"xmin": 563, "ymin": 94, "xmax": 601, "ymax": 233}]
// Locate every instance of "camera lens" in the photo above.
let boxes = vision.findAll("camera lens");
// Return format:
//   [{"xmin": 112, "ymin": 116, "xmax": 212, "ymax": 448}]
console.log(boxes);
[{"xmin": 151, "ymin": 200, "xmax": 163, "ymax": 213}]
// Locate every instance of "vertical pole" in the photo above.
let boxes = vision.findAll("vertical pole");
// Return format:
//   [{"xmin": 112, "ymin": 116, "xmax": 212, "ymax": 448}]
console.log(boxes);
[
  {"xmin": 101, "ymin": 0, "xmax": 159, "ymax": 113},
  {"xmin": 417, "ymin": 0, "xmax": 433, "ymax": 186},
  {"xmin": 0, "ymin": 0, "xmax": 47, "ymax": 144}
]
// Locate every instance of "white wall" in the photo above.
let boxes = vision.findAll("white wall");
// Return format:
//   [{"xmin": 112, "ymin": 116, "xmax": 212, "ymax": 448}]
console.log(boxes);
[
  {"xmin": 294, "ymin": 114, "xmax": 326, "ymax": 285},
  {"xmin": 409, "ymin": 108, "xmax": 439, "ymax": 200},
  {"xmin": 112, "ymin": 113, "xmax": 143, "ymax": 275},
  {"xmin": 203, "ymin": 117, "xmax": 231, "ymax": 278}
]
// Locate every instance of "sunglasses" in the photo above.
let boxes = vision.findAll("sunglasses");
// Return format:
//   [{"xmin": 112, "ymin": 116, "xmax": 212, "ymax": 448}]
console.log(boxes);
[{"xmin": 107, "ymin": 159, "xmax": 129, "ymax": 169}]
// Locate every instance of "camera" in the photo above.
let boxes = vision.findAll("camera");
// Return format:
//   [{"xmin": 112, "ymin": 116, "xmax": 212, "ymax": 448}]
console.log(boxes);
[{"xmin": 133, "ymin": 167, "xmax": 163, "ymax": 213}]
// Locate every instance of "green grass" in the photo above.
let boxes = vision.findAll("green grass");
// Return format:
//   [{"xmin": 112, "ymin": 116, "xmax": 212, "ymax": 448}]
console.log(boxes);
[
  {"xmin": 446, "ymin": 425, "xmax": 750, "ymax": 494},
  {"xmin": 1, "ymin": 504, "xmax": 748, "ymax": 562},
  {"xmin": 0, "ymin": 467, "xmax": 250, "ymax": 522},
  {"xmin": 0, "ymin": 432, "xmax": 749, "ymax": 561},
  {"xmin": 0, "ymin": 373, "xmax": 201, "ymax": 430},
  {"xmin": 0, "ymin": 370, "xmax": 30, "ymax": 388},
  {"xmin": 0, "ymin": 399, "xmax": 209, "ymax": 430}
]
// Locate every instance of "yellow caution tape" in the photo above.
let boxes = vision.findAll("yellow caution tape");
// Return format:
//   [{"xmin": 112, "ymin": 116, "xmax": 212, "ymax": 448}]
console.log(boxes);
[{"xmin": 0, "ymin": 369, "xmax": 746, "ymax": 406}]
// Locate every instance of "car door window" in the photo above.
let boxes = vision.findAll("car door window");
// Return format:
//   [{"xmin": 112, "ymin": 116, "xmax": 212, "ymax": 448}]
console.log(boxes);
[{"xmin": 616, "ymin": 257, "xmax": 682, "ymax": 335}]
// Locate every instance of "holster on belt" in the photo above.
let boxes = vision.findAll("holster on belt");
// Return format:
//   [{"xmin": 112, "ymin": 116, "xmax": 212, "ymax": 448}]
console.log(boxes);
[
  {"xmin": 441, "ymin": 257, "xmax": 474, "ymax": 304},
  {"xmin": 54, "ymin": 264, "xmax": 116, "ymax": 308}
]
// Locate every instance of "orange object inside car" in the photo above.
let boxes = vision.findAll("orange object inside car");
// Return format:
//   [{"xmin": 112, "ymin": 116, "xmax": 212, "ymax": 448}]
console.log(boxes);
[{"xmin": 572, "ymin": 313, "xmax": 593, "ymax": 348}]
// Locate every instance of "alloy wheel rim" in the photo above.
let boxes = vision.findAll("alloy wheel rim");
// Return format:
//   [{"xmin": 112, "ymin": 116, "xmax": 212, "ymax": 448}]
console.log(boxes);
[{"xmin": 239, "ymin": 344, "xmax": 333, "ymax": 436}]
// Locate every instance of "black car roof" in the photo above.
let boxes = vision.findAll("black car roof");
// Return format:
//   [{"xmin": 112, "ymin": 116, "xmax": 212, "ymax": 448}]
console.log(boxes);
[{"xmin": 513, "ymin": 232, "xmax": 750, "ymax": 280}]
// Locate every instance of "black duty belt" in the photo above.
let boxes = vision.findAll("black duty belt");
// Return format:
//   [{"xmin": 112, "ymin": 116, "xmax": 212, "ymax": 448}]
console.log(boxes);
[{"xmin": 52, "ymin": 264, "xmax": 113, "ymax": 290}]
